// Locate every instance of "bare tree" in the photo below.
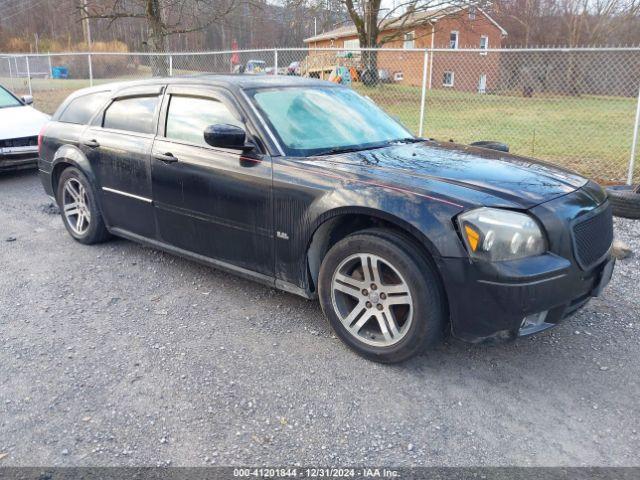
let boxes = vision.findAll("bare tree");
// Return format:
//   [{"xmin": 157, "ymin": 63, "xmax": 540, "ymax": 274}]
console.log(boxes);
[
  {"xmin": 494, "ymin": 0, "xmax": 640, "ymax": 46},
  {"xmin": 561, "ymin": 0, "xmax": 640, "ymax": 46},
  {"xmin": 80, "ymin": 0, "xmax": 241, "ymax": 73}
]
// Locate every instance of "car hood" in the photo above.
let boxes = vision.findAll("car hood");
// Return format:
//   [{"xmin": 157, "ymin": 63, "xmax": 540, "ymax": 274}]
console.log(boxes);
[
  {"xmin": 315, "ymin": 141, "xmax": 588, "ymax": 209},
  {"xmin": 0, "ymin": 105, "xmax": 50, "ymax": 141}
]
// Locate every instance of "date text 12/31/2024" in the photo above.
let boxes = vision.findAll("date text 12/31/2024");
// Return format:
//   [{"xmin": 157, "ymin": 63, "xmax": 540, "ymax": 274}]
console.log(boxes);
[{"xmin": 233, "ymin": 468, "xmax": 401, "ymax": 478}]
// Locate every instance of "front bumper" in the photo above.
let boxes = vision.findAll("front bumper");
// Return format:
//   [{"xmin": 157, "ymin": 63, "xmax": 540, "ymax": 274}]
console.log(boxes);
[
  {"xmin": 440, "ymin": 253, "xmax": 615, "ymax": 343},
  {"xmin": 0, "ymin": 146, "xmax": 39, "ymax": 172},
  {"xmin": 441, "ymin": 185, "xmax": 615, "ymax": 343}
]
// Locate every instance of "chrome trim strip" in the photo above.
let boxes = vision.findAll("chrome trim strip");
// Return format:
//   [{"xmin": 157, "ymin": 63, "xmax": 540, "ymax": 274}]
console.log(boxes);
[
  {"xmin": 477, "ymin": 273, "xmax": 567, "ymax": 287},
  {"xmin": 0, "ymin": 145, "xmax": 38, "ymax": 154},
  {"xmin": 239, "ymin": 89, "xmax": 286, "ymax": 157},
  {"xmin": 102, "ymin": 187, "xmax": 152, "ymax": 203}
]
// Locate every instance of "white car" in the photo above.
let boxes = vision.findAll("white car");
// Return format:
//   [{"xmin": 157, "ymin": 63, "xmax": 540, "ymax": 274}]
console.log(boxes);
[{"xmin": 0, "ymin": 85, "xmax": 50, "ymax": 172}]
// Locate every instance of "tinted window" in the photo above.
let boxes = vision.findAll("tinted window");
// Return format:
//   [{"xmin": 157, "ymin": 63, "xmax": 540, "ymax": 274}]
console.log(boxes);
[
  {"xmin": 59, "ymin": 91, "xmax": 110, "ymax": 124},
  {"xmin": 103, "ymin": 96, "xmax": 159, "ymax": 134},
  {"xmin": 165, "ymin": 95, "xmax": 242, "ymax": 146}
]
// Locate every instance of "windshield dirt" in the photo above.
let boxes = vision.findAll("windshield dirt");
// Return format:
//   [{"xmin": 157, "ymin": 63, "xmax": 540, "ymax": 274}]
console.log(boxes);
[{"xmin": 249, "ymin": 86, "xmax": 412, "ymax": 156}]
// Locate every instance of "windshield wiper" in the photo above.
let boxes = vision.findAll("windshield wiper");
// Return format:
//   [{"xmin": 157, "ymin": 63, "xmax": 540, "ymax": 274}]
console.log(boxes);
[
  {"xmin": 390, "ymin": 137, "xmax": 424, "ymax": 144},
  {"xmin": 313, "ymin": 146, "xmax": 371, "ymax": 156},
  {"xmin": 313, "ymin": 138, "xmax": 422, "ymax": 157}
]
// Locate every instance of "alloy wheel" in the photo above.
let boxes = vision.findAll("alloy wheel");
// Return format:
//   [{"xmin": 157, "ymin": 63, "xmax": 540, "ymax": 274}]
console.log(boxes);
[
  {"xmin": 62, "ymin": 178, "xmax": 91, "ymax": 236},
  {"xmin": 330, "ymin": 253, "xmax": 413, "ymax": 347}
]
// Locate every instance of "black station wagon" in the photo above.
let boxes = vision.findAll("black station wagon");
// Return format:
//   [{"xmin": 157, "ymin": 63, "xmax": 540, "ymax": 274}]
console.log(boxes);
[{"xmin": 38, "ymin": 75, "xmax": 615, "ymax": 362}]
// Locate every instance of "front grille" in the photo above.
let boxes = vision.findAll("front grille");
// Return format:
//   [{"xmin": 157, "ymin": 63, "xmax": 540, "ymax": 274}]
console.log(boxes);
[
  {"xmin": 572, "ymin": 202, "xmax": 613, "ymax": 270},
  {"xmin": 0, "ymin": 136, "xmax": 38, "ymax": 149}
]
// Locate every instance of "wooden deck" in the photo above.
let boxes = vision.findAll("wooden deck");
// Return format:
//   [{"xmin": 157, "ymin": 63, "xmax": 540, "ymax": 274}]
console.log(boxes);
[{"xmin": 301, "ymin": 52, "xmax": 362, "ymax": 78}]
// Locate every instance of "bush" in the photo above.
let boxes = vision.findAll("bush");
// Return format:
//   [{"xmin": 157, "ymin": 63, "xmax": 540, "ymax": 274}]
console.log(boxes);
[{"xmin": 65, "ymin": 41, "xmax": 135, "ymax": 79}]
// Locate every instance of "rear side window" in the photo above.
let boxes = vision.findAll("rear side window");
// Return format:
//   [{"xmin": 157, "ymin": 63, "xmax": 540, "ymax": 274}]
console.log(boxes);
[
  {"xmin": 59, "ymin": 91, "xmax": 110, "ymax": 124},
  {"xmin": 165, "ymin": 95, "xmax": 242, "ymax": 147},
  {"xmin": 103, "ymin": 96, "xmax": 159, "ymax": 134}
]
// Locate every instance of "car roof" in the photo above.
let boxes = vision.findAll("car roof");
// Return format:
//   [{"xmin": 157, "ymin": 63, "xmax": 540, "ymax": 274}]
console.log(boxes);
[
  {"xmin": 164, "ymin": 74, "xmax": 334, "ymax": 89},
  {"xmin": 71, "ymin": 74, "xmax": 335, "ymax": 97},
  {"xmin": 54, "ymin": 74, "xmax": 339, "ymax": 120}
]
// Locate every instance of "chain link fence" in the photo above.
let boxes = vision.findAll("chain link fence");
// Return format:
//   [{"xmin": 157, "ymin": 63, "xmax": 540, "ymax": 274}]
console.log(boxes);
[{"xmin": 1, "ymin": 47, "xmax": 639, "ymax": 184}]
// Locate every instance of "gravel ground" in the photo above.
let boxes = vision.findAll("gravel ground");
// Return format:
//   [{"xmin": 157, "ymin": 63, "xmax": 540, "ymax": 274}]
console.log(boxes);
[{"xmin": 0, "ymin": 170, "xmax": 639, "ymax": 467}]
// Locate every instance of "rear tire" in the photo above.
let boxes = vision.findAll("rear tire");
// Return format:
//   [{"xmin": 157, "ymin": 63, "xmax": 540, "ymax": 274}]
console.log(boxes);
[
  {"xmin": 318, "ymin": 228, "xmax": 445, "ymax": 363},
  {"xmin": 57, "ymin": 167, "xmax": 111, "ymax": 244}
]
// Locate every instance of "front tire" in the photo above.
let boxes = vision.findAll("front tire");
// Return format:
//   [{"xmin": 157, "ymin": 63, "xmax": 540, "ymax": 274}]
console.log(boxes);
[
  {"xmin": 318, "ymin": 229, "xmax": 445, "ymax": 363},
  {"xmin": 57, "ymin": 167, "xmax": 110, "ymax": 244}
]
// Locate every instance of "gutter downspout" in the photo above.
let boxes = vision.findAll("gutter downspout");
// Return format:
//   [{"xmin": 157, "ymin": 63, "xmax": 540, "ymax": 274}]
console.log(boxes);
[{"xmin": 428, "ymin": 22, "xmax": 435, "ymax": 90}]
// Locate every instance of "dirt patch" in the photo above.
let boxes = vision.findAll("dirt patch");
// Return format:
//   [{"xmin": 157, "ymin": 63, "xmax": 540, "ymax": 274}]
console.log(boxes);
[{"xmin": 40, "ymin": 202, "xmax": 60, "ymax": 215}]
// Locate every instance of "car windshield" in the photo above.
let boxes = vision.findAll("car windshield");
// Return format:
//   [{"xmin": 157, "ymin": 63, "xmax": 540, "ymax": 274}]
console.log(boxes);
[
  {"xmin": 248, "ymin": 86, "xmax": 413, "ymax": 156},
  {"xmin": 0, "ymin": 86, "xmax": 22, "ymax": 109}
]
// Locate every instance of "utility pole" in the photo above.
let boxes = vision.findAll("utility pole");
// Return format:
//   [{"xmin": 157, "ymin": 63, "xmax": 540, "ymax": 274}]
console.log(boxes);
[
  {"xmin": 82, "ymin": 0, "xmax": 93, "ymax": 86},
  {"xmin": 81, "ymin": 0, "xmax": 92, "ymax": 48}
]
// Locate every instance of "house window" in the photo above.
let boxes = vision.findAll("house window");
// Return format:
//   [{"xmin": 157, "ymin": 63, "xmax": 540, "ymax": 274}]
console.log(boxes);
[
  {"xmin": 478, "ymin": 74, "xmax": 487, "ymax": 93},
  {"xmin": 443, "ymin": 71, "xmax": 454, "ymax": 87},
  {"xmin": 394, "ymin": 71, "xmax": 404, "ymax": 82},
  {"xmin": 469, "ymin": 6, "xmax": 476, "ymax": 20},
  {"xmin": 450, "ymin": 31, "xmax": 459, "ymax": 49},
  {"xmin": 403, "ymin": 31, "xmax": 415, "ymax": 49},
  {"xmin": 343, "ymin": 39, "xmax": 360, "ymax": 52},
  {"xmin": 479, "ymin": 35, "xmax": 488, "ymax": 54}
]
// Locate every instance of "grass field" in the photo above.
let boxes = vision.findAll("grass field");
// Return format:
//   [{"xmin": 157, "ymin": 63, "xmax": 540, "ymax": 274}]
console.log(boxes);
[
  {"xmin": 3, "ymin": 75, "xmax": 637, "ymax": 183},
  {"xmin": 356, "ymin": 84, "xmax": 638, "ymax": 183}
]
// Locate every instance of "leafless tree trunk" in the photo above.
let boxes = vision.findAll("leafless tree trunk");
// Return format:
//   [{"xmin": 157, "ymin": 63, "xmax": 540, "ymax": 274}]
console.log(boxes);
[{"xmin": 145, "ymin": 0, "xmax": 168, "ymax": 74}]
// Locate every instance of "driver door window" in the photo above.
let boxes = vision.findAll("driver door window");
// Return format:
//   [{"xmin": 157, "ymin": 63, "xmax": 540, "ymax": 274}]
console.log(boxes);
[{"xmin": 165, "ymin": 95, "xmax": 243, "ymax": 147}]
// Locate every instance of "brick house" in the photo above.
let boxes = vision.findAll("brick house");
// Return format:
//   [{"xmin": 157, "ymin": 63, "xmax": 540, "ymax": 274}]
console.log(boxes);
[{"xmin": 302, "ymin": 6, "xmax": 507, "ymax": 92}]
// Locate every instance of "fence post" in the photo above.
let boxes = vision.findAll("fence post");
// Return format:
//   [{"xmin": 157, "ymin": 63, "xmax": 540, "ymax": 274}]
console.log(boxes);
[
  {"xmin": 87, "ymin": 54, "xmax": 93, "ymax": 87},
  {"xmin": 25, "ymin": 56, "xmax": 32, "ymax": 96},
  {"xmin": 418, "ymin": 49, "xmax": 428, "ymax": 138},
  {"xmin": 628, "ymin": 82, "xmax": 640, "ymax": 185},
  {"xmin": 274, "ymin": 49, "xmax": 278, "ymax": 76},
  {"xmin": 169, "ymin": 55, "xmax": 173, "ymax": 76},
  {"xmin": 428, "ymin": 49, "xmax": 434, "ymax": 90},
  {"xmin": 47, "ymin": 53, "xmax": 52, "ymax": 78}
]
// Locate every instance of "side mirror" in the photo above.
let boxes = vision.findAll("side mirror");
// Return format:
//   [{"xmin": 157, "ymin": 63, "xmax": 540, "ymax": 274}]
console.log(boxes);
[
  {"xmin": 21, "ymin": 95, "xmax": 34, "ymax": 105},
  {"xmin": 204, "ymin": 124, "xmax": 249, "ymax": 150}
]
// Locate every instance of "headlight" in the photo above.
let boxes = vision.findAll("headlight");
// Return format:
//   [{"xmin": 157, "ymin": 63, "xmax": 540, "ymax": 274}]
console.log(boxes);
[{"xmin": 457, "ymin": 208, "xmax": 547, "ymax": 261}]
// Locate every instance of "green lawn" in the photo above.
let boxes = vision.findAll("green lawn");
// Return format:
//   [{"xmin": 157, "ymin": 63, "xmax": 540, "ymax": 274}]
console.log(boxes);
[
  {"xmin": 355, "ymin": 84, "xmax": 639, "ymax": 183},
  {"xmin": 2, "ymin": 75, "xmax": 636, "ymax": 183}
]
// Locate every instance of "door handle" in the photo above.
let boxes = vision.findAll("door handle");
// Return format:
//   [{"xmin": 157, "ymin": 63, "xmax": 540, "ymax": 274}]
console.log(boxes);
[
  {"xmin": 83, "ymin": 139, "xmax": 100, "ymax": 148},
  {"xmin": 154, "ymin": 152, "xmax": 178, "ymax": 164}
]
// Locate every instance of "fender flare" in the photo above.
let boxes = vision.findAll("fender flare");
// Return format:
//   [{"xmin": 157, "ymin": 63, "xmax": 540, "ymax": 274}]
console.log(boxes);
[
  {"xmin": 303, "ymin": 205, "xmax": 454, "ymax": 292},
  {"xmin": 51, "ymin": 145, "xmax": 102, "ymax": 209},
  {"xmin": 307, "ymin": 205, "xmax": 443, "ymax": 257}
]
